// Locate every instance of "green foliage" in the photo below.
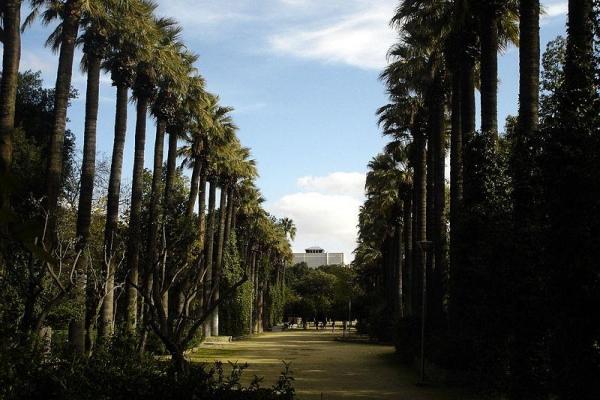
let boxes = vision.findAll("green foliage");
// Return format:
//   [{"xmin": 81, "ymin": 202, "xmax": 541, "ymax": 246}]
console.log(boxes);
[
  {"xmin": 284, "ymin": 264, "xmax": 357, "ymax": 322},
  {"xmin": 220, "ymin": 232, "xmax": 252, "ymax": 336},
  {"xmin": 0, "ymin": 336, "xmax": 294, "ymax": 400}
]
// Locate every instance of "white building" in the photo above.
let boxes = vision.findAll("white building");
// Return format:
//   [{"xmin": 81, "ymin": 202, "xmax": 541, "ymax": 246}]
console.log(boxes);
[{"xmin": 292, "ymin": 246, "xmax": 344, "ymax": 268}]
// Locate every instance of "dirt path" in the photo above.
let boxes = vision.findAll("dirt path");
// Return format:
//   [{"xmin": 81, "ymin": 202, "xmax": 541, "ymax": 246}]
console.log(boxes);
[{"xmin": 188, "ymin": 329, "xmax": 474, "ymax": 400}]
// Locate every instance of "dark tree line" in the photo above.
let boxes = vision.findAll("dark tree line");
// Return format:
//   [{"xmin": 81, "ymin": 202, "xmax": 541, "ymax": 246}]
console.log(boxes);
[{"xmin": 355, "ymin": 1, "xmax": 600, "ymax": 398}]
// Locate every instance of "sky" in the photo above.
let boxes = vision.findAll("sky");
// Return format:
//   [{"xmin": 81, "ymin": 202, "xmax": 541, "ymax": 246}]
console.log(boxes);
[{"xmin": 13, "ymin": 0, "xmax": 568, "ymax": 262}]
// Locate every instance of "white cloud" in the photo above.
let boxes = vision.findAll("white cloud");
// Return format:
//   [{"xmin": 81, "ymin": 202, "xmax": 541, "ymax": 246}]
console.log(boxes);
[
  {"xmin": 543, "ymin": 2, "xmax": 568, "ymax": 18},
  {"xmin": 269, "ymin": 171, "xmax": 366, "ymax": 263},
  {"xmin": 269, "ymin": 1, "xmax": 396, "ymax": 70},
  {"xmin": 297, "ymin": 172, "xmax": 365, "ymax": 197}
]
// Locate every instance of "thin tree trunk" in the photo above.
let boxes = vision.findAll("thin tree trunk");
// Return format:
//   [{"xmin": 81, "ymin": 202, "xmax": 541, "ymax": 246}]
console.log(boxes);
[
  {"xmin": 223, "ymin": 186, "xmax": 234, "ymax": 249},
  {"xmin": 186, "ymin": 137, "xmax": 204, "ymax": 218},
  {"xmin": 450, "ymin": 64, "xmax": 463, "ymax": 296},
  {"xmin": 198, "ymin": 167, "xmax": 207, "ymax": 248},
  {"xmin": 140, "ymin": 118, "xmax": 166, "ymax": 351},
  {"xmin": 161, "ymin": 130, "xmax": 178, "ymax": 317},
  {"xmin": 402, "ymin": 194, "xmax": 413, "ymax": 316},
  {"xmin": 164, "ymin": 131, "xmax": 178, "ymax": 210},
  {"xmin": 413, "ymin": 131, "xmax": 427, "ymax": 314},
  {"xmin": 71, "ymin": 54, "xmax": 101, "ymax": 353},
  {"xmin": 125, "ymin": 96, "xmax": 149, "ymax": 334},
  {"xmin": 0, "ymin": 0, "xmax": 21, "ymax": 206},
  {"xmin": 46, "ymin": 0, "xmax": 81, "ymax": 222},
  {"xmin": 99, "ymin": 84, "xmax": 128, "ymax": 339},
  {"xmin": 203, "ymin": 179, "xmax": 217, "ymax": 337},
  {"xmin": 211, "ymin": 184, "xmax": 228, "ymax": 336},
  {"xmin": 480, "ymin": 2, "xmax": 499, "ymax": 139},
  {"xmin": 430, "ymin": 75, "xmax": 447, "ymax": 329},
  {"xmin": 186, "ymin": 158, "xmax": 201, "ymax": 218},
  {"xmin": 461, "ymin": 64, "xmax": 476, "ymax": 141}
]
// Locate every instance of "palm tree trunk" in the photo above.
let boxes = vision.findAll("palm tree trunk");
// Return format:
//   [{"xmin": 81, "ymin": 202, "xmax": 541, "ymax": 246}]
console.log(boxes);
[
  {"xmin": 480, "ymin": 2, "xmax": 499, "ymax": 139},
  {"xmin": 564, "ymin": 0, "xmax": 594, "ymax": 95},
  {"xmin": 99, "ymin": 84, "xmax": 129, "ymax": 339},
  {"xmin": 46, "ymin": 0, "xmax": 81, "ymax": 221},
  {"xmin": 164, "ymin": 131, "xmax": 178, "ymax": 210},
  {"xmin": 70, "ymin": 54, "xmax": 101, "ymax": 353},
  {"xmin": 402, "ymin": 194, "xmax": 413, "ymax": 316},
  {"xmin": 186, "ymin": 152, "xmax": 202, "ymax": 218},
  {"xmin": 143, "ymin": 118, "xmax": 166, "ymax": 341},
  {"xmin": 198, "ymin": 168, "xmax": 207, "ymax": 248},
  {"xmin": 223, "ymin": 186, "xmax": 234, "ymax": 248},
  {"xmin": 413, "ymin": 131, "xmax": 427, "ymax": 314},
  {"xmin": 211, "ymin": 184, "xmax": 228, "ymax": 336},
  {"xmin": 161, "ymin": 130, "xmax": 178, "ymax": 316},
  {"xmin": 450, "ymin": 65, "xmax": 463, "ymax": 294},
  {"xmin": 430, "ymin": 75, "xmax": 447, "ymax": 329},
  {"xmin": 0, "ymin": 0, "xmax": 21, "ymax": 205},
  {"xmin": 125, "ymin": 96, "xmax": 149, "ymax": 334},
  {"xmin": 510, "ymin": 0, "xmax": 541, "ymax": 394},
  {"xmin": 203, "ymin": 179, "xmax": 217, "ymax": 337}
]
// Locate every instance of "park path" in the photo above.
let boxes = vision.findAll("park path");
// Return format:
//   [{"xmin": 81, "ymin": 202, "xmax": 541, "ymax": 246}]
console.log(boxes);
[{"xmin": 188, "ymin": 329, "xmax": 475, "ymax": 400}]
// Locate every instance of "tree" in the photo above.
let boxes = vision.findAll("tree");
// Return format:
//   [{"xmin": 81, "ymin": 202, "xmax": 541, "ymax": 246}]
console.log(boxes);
[{"xmin": 0, "ymin": 0, "xmax": 22, "ymax": 206}]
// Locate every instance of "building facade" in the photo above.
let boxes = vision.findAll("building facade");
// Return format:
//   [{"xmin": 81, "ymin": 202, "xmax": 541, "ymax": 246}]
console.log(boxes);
[{"xmin": 292, "ymin": 246, "xmax": 344, "ymax": 268}]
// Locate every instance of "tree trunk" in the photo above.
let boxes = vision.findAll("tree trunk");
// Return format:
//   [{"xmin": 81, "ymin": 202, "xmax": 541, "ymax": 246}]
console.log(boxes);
[
  {"xmin": 564, "ymin": 0, "xmax": 594, "ymax": 95},
  {"xmin": 71, "ymin": 54, "xmax": 101, "ymax": 353},
  {"xmin": 203, "ymin": 179, "xmax": 217, "ymax": 337},
  {"xmin": 125, "ymin": 96, "xmax": 149, "ymax": 334},
  {"xmin": 413, "ymin": 131, "xmax": 427, "ymax": 314},
  {"xmin": 198, "ymin": 167, "xmax": 207, "ymax": 248},
  {"xmin": 430, "ymin": 74, "xmax": 447, "ymax": 330},
  {"xmin": 510, "ymin": 1, "xmax": 541, "ymax": 395},
  {"xmin": 402, "ymin": 194, "xmax": 413, "ymax": 316},
  {"xmin": 142, "ymin": 118, "xmax": 166, "ymax": 349},
  {"xmin": 99, "ymin": 84, "xmax": 128, "ymax": 339},
  {"xmin": 450, "ymin": 63, "xmax": 463, "ymax": 298},
  {"xmin": 211, "ymin": 184, "xmax": 228, "ymax": 336},
  {"xmin": 0, "ymin": 0, "xmax": 21, "ymax": 205},
  {"xmin": 186, "ymin": 137, "xmax": 203, "ymax": 218},
  {"xmin": 480, "ymin": 2, "xmax": 499, "ymax": 139},
  {"xmin": 46, "ymin": 0, "xmax": 81, "ymax": 221},
  {"xmin": 223, "ymin": 186, "xmax": 234, "ymax": 249},
  {"xmin": 164, "ymin": 131, "xmax": 178, "ymax": 211}
]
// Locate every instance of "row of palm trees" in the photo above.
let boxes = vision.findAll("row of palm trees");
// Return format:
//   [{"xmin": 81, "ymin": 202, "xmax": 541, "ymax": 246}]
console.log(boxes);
[
  {"xmin": 355, "ymin": 0, "xmax": 600, "ymax": 396},
  {"xmin": 0, "ymin": 0, "xmax": 294, "ymax": 368}
]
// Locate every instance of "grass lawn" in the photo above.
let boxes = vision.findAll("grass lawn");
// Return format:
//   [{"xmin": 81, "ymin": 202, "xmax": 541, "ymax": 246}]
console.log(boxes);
[{"xmin": 188, "ymin": 329, "xmax": 477, "ymax": 400}]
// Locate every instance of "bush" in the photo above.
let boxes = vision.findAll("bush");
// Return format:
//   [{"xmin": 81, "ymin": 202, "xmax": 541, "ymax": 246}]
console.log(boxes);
[{"xmin": 0, "ymin": 336, "xmax": 294, "ymax": 400}]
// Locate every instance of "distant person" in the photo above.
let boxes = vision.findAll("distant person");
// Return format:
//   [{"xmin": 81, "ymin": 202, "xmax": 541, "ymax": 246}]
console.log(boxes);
[{"xmin": 332, "ymin": 320, "xmax": 336, "ymax": 332}]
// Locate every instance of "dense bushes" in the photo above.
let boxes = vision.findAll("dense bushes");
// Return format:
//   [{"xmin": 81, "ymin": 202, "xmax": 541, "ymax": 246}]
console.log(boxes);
[{"xmin": 0, "ymin": 337, "xmax": 294, "ymax": 400}]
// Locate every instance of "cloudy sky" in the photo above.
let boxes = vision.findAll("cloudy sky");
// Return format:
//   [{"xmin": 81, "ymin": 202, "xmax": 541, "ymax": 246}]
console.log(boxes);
[{"xmin": 15, "ymin": 0, "xmax": 567, "ymax": 261}]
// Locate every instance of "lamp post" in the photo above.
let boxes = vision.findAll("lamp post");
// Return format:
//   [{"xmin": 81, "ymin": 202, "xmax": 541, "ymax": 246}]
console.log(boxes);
[{"xmin": 418, "ymin": 240, "xmax": 433, "ymax": 385}]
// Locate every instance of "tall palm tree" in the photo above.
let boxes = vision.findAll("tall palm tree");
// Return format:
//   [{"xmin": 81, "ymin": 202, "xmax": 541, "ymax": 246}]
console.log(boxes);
[
  {"xmin": 71, "ymin": 1, "xmax": 111, "ymax": 353},
  {"xmin": 98, "ymin": 0, "xmax": 156, "ymax": 339},
  {"xmin": 0, "ymin": 0, "xmax": 22, "ymax": 205},
  {"xmin": 29, "ymin": 0, "xmax": 85, "ymax": 225},
  {"xmin": 124, "ymin": 14, "xmax": 184, "ymax": 334}
]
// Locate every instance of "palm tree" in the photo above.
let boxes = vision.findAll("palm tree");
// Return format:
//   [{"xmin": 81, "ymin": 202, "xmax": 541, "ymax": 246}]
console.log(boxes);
[
  {"xmin": 125, "ymin": 13, "xmax": 184, "ymax": 334},
  {"xmin": 71, "ymin": 1, "xmax": 111, "ymax": 353},
  {"xmin": 0, "ymin": 0, "xmax": 22, "ymax": 205},
  {"xmin": 99, "ymin": 0, "xmax": 156, "ymax": 339},
  {"xmin": 29, "ymin": 0, "xmax": 85, "ymax": 224}
]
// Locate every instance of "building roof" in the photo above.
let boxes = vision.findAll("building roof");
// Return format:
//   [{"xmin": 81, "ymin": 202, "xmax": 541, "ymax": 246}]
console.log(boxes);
[{"xmin": 305, "ymin": 246, "xmax": 324, "ymax": 251}]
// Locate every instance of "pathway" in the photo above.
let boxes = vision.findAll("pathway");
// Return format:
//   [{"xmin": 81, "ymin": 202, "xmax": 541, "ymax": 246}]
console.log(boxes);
[{"xmin": 188, "ymin": 329, "xmax": 475, "ymax": 400}]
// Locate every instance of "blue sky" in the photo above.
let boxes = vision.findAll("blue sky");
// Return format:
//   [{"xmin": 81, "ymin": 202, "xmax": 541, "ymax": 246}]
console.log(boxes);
[{"xmin": 14, "ymin": 0, "xmax": 568, "ymax": 261}]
